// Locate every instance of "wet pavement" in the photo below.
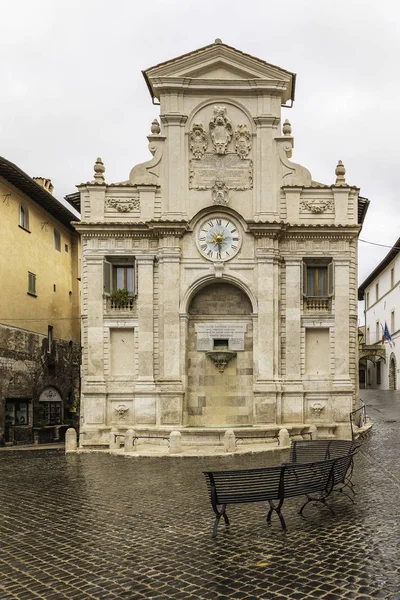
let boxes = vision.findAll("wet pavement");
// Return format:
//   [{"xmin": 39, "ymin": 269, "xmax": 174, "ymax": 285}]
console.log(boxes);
[{"xmin": 0, "ymin": 390, "xmax": 399, "ymax": 599}]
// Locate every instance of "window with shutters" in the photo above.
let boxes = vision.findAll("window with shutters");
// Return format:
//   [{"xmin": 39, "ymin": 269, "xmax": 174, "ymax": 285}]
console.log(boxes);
[
  {"xmin": 103, "ymin": 259, "xmax": 136, "ymax": 310},
  {"xmin": 302, "ymin": 259, "xmax": 333, "ymax": 312},
  {"xmin": 19, "ymin": 204, "xmax": 30, "ymax": 231},
  {"xmin": 28, "ymin": 272, "xmax": 37, "ymax": 296}
]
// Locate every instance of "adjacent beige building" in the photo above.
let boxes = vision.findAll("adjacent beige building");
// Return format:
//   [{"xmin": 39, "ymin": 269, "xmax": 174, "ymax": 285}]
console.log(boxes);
[
  {"xmin": 75, "ymin": 40, "xmax": 369, "ymax": 447},
  {"xmin": 0, "ymin": 157, "xmax": 80, "ymax": 444}
]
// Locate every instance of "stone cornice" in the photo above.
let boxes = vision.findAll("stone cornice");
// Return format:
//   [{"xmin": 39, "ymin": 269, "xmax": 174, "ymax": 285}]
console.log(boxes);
[
  {"xmin": 160, "ymin": 113, "xmax": 188, "ymax": 126},
  {"xmin": 74, "ymin": 220, "xmax": 189, "ymax": 238},
  {"xmin": 151, "ymin": 77, "xmax": 289, "ymax": 97},
  {"xmin": 253, "ymin": 115, "xmax": 281, "ymax": 127}
]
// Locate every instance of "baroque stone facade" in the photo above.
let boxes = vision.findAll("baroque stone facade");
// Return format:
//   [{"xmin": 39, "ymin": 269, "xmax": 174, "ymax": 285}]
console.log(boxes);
[{"xmin": 75, "ymin": 40, "xmax": 369, "ymax": 446}]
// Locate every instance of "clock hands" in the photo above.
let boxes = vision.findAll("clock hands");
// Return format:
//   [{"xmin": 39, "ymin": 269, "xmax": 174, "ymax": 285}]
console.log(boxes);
[{"xmin": 208, "ymin": 229, "xmax": 228, "ymax": 252}]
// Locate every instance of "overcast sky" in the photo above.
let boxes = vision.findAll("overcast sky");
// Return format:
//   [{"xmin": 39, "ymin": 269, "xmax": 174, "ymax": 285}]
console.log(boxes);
[{"xmin": 1, "ymin": 0, "xmax": 399, "ymax": 296}]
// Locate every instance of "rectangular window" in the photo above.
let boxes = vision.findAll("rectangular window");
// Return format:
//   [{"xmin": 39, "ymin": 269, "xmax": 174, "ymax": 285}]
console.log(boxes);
[
  {"xmin": 376, "ymin": 321, "xmax": 380, "ymax": 345},
  {"xmin": 366, "ymin": 327, "xmax": 370, "ymax": 345},
  {"xmin": 19, "ymin": 204, "xmax": 30, "ymax": 231},
  {"xmin": 376, "ymin": 362, "xmax": 381, "ymax": 385},
  {"xmin": 391, "ymin": 310, "xmax": 395, "ymax": 334},
  {"xmin": 366, "ymin": 292, "xmax": 369, "ymax": 310},
  {"xmin": 303, "ymin": 260, "xmax": 333, "ymax": 298},
  {"xmin": 54, "ymin": 229, "xmax": 61, "ymax": 251},
  {"xmin": 113, "ymin": 266, "xmax": 135, "ymax": 293},
  {"xmin": 375, "ymin": 283, "xmax": 379, "ymax": 302},
  {"xmin": 391, "ymin": 267, "xmax": 395, "ymax": 288},
  {"xmin": 38, "ymin": 402, "xmax": 62, "ymax": 425},
  {"xmin": 307, "ymin": 266, "xmax": 327, "ymax": 296},
  {"xmin": 5, "ymin": 400, "xmax": 29, "ymax": 426},
  {"xmin": 28, "ymin": 272, "xmax": 36, "ymax": 296}
]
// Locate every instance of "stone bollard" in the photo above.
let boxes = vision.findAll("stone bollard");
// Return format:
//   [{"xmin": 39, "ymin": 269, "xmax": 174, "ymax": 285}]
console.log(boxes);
[
  {"xmin": 224, "ymin": 429, "xmax": 236, "ymax": 453},
  {"xmin": 124, "ymin": 429, "xmax": 136, "ymax": 452},
  {"xmin": 308, "ymin": 425, "xmax": 318, "ymax": 440},
  {"xmin": 109, "ymin": 428, "xmax": 121, "ymax": 450},
  {"xmin": 169, "ymin": 430, "xmax": 182, "ymax": 454},
  {"xmin": 278, "ymin": 428, "xmax": 290, "ymax": 448},
  {"xmin": 65, "ymin": 428, "xmax": 77, "ymax": 453}
]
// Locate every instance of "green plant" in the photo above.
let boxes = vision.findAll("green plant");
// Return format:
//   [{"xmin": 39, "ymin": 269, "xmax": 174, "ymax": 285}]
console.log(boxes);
[{"xmin": 110, "ymin": 288, "xmax": 130, "ymax": 307}]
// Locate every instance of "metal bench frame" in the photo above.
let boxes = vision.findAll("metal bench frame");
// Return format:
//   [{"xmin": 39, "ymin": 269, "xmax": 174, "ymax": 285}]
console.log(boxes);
[{"xmin": 204, "ymin": 453, "xmax": 354, "ymax": 537}]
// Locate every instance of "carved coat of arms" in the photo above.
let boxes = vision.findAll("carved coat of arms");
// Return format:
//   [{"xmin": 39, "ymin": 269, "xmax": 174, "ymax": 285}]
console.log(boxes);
[
  {"xmin": 209, "ymin": 106, "xmax": 233, "ymax": 155},
  {"xmin": 189, "ymin": 124, "xmax": 208, "ymax": 159},
  {"xmin": 234, "ymin": 125, "xmax": 252, "ymax": 159}
]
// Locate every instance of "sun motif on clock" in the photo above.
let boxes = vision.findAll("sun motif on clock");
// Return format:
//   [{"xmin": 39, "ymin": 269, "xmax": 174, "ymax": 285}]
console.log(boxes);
[{"xmin": 196, "ymin": 216, "xmax": 242, "ymax": 261}]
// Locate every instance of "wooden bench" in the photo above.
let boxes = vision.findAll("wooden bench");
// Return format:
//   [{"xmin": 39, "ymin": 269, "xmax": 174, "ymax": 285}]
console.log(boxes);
[{"xmin": 203, "ymin": 453, "xmax": 354, "ymax": 537}]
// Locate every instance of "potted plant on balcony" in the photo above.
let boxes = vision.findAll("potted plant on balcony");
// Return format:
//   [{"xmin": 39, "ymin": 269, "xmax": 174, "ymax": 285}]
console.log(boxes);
[{"xmin": 110, "ymin": 288, "xmax": 130, "ymax": 308}]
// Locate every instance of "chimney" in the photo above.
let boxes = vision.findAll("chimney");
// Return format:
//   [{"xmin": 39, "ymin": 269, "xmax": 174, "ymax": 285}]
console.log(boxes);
[{"xmin": 33, "ymin": 177, "xmax": 54, "ymax": 194}]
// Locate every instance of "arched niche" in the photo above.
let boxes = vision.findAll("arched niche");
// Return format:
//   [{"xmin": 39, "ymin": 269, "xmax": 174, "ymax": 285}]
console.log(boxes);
[{"xmin": 186, "ymin": 281, "xmax": 254, "ymax": 427}]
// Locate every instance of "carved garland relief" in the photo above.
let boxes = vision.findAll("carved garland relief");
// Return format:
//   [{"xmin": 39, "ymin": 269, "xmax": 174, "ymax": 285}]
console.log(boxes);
[
  {"xmin": 105, "ymin": 198, "xmax": 140, "ymax": 213},
  {"xmin": 300, "ymin": 198, "xmax": 334, "ymax": 214},
  {"xmin": 189, "ymin": 105, "xmax": 253, "ymax": 204}
]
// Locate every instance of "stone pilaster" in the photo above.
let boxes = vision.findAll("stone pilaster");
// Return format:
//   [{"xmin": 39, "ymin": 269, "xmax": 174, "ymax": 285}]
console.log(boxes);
[
  {"xmin": 85, "ymin": 257, "xmax": 105, "ymax": 379},
  {"xmin": 158, "ymin": 241, "xmax": 181, "ymax": 382},
  {"xmin": 160, "ymin": 114, "xmax": 188, "ymax": 219},
  {"xmin": 253, "ymin": 115, "xmax": 280, "ymax": 218},
  {"xmin": 285, "ymin": 258, "xmax": 302, "ymax": 380},
  {"xmin": 136, "ymin": 256, "xmax": 155, "ymax": 382},
  {"xmin": 256, "ymin": 249, "xmax": 278, "ymax": 380},
  {"xmin": 334, "ymin": 259, "xmax": 351, "ymax": 384}
]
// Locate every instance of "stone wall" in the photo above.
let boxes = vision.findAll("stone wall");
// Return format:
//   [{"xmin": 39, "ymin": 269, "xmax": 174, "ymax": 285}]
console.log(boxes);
[{"xmin": 0, "ymin": 324, "xmax": 80, "ymax": 442}]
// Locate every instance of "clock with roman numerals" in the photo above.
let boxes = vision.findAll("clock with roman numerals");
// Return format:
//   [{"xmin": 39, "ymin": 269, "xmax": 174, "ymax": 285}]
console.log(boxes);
[{"xmin": 196, "ymin": 215, "xmax": 242, "ymax": 261}]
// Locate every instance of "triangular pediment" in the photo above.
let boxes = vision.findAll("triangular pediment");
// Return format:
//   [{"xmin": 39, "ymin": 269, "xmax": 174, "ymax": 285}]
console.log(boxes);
[{"xmin": 143, "ymin": 41, "xmax": 295, "ymax": 102}]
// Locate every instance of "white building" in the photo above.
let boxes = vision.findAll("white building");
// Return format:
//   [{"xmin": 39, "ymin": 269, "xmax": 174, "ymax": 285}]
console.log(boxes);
[
  {"xmin": 74, "ymin": 40, "xmax": 369, "ymax": 446},
  {"xmin": 358, "ymin": 237, "xmax": 400, "ymax": 390}
]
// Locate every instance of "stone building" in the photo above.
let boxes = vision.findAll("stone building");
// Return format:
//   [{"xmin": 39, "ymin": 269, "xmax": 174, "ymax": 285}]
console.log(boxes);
[
  {"xmin": 75, "ymin": 40, "xmax": 369, "ymax": 447},
  {"xmin": 358, "ymin": 237, "xmax": 399, "ymax": 390},
  {"xmin": 0, "ymin": 157, "xmax": 80, "ymax": 445}
]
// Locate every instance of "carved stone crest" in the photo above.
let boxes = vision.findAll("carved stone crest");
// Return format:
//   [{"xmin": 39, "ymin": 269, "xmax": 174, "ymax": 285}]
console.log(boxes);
[
  {"xmin": 209, "ymin": 106, "xmax": 233, "ymax": 155},
  {"xmin": 106, "ymin": 198, "xmax": 140, "ymax": 213},
  {"xmin": 234, "ymin": 124, "xmax": 252, "ymax": 159},
  {"xmin": 189, "ymin": 123, "xmax": 208, "ymax": 159},
  {"xmin": 310, "ymin": 403, "xmax": 325, "ymax": 418},
  {"xmin": 300, "ymin": 198, "xmax": 334, "ymax": 214},
  {"xmin": 212, "ymin": 180, "xmax": 229, "ymax": 205},
  {"xmin": 114, "ymin": 404, "xmax": 129, "ymax": 419}
]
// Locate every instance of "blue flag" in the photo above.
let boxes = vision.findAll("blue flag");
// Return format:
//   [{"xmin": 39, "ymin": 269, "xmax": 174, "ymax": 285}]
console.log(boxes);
[{"xmin": 383, "ymin": 321, "xmax": 393, "ymax": 345}]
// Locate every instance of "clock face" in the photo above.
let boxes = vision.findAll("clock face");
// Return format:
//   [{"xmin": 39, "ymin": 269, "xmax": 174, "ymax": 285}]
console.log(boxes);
[{"xmin": 197, "ymin": 216, "xmax": 241, "ymax": 261}]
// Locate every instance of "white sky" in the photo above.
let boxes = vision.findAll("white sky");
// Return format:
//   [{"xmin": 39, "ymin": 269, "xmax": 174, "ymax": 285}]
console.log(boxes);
[{"xmin": 1, "ymin": 0, "xmax": 399, "ymax": 298}]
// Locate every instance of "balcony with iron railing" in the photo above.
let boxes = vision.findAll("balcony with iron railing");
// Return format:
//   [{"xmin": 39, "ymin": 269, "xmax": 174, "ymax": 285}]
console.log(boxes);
[{"xmin": 303, "ymin": 296, "xmax": 331, "ymax": 313}]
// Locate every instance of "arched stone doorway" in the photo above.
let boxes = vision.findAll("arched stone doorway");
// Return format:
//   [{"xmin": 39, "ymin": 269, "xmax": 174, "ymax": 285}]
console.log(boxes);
[
  {"xmin": 389, "ymin": 353, "xmax": 397, "ymax": 390},
  {"xmin": 186, "ymin": 282, "xmax": 253, "ymax": 426}
]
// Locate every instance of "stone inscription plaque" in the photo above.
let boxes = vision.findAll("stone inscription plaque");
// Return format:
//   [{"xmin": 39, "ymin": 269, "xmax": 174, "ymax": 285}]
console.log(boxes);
[
  {"xmin": 189, "ymin": 154, "xmax": 253, "ymax": 190},
  {"xmin": 195, "ymin": 323, "xmax": 247, "ymax": 351}
]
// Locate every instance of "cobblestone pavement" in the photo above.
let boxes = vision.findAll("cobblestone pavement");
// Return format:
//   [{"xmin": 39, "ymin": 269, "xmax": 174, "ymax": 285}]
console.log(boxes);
[{"xmin": 0, "ymin": 391, "xmax": 399, "ymax": 600}]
